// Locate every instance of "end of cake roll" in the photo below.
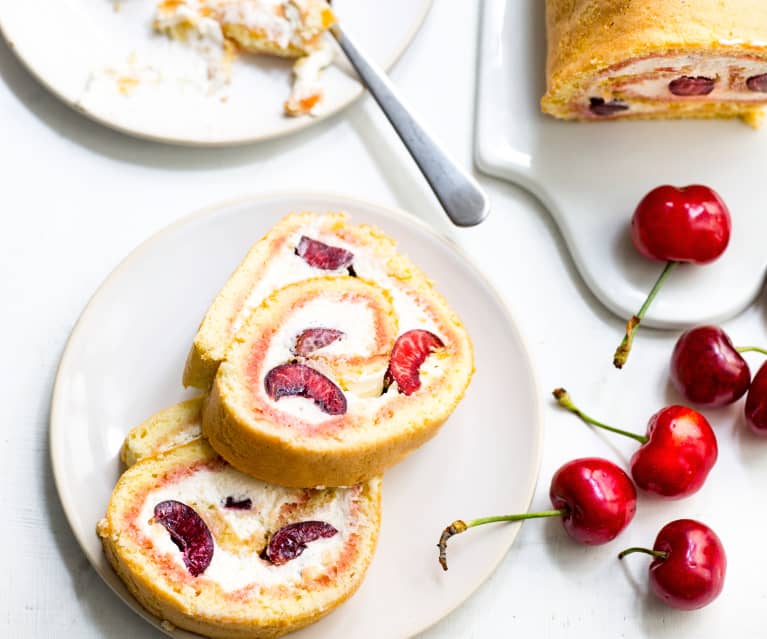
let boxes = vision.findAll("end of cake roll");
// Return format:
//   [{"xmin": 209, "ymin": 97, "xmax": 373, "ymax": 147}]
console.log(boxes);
[
  {"xmin": 120, "ymin": 396, "xmax": 205, "ymax": 468},
  {"xmin": 542, "ymin": 0, "xmax": 767, "ymax": 124}
]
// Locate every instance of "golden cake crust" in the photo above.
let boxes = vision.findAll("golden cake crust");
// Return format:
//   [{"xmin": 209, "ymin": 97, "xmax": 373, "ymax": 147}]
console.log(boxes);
[{"xmin": 542, "ymin": 0, "xmax": 767, "ymax": 120}]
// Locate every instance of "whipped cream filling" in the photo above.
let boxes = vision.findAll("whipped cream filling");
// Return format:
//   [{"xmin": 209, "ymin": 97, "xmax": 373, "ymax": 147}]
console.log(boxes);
[
  {"xmin": 236, "ymin": 223, "xmax": 448, "ymax": 424},
  {"xmin": 157, "ymin": 421, "xmax": 203, "ymax": 453},
  {"xmin": 583, "ymin": 53, "xmax": 767, "ymax": 115},
  {"xmin": 138, "ymin": 465, "xmax": 357, "ymax": 591},
  {"xmin": 220, "ymin": 0, "xmax": 303, "ymax": 50},
  {"xmin": 156, "ymin": 0, "xmax": 326, "ymax": 55},
  {"xmin": 286, "ymin": 37, "xmax": 335, "ymax": 115}
]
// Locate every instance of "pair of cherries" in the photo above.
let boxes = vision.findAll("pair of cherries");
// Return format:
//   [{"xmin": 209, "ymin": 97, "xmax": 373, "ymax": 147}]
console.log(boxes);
[
  {"xmin": 671, "ymin": 325, "xmax": 767, "ymax": 434},
  {"xmin": 438, "ymin": 456, "xmax": 725, "ymax": 610}
]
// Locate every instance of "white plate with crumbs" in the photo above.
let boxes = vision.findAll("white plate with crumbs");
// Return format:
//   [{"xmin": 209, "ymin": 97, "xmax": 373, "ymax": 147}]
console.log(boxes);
[
  {"xmin": 50, "ymin": 192, "xmax": 543, "ymax": 638},
  {"xmin": 0, "ymin": 0, "xmax": 431, "ymax": 145}
]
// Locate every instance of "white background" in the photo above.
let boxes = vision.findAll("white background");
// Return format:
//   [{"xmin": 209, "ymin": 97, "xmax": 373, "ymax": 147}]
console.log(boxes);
[{"xmin": 2, "ymin": 0, "xmax": 766, "ymax": 637}]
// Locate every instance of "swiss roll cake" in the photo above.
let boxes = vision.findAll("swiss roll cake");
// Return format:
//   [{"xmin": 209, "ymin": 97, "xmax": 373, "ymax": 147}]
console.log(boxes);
[
  {"xmin": 183, "ymin": 212, "xmax": 473, "ymax": 391},
  {"xmin": 541, "ymin": 0, "xmax": 767, "ymax": 123},
  {"xmin": 203, "ymin": 273, "xmax": 473, "ymax": 487},
  {"xmin": 100, "ymin": 404, "xmax": 381, "ymax": 639}
]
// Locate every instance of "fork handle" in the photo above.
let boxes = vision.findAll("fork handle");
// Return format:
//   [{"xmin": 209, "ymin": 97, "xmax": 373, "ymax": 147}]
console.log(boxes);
[{"xmin": 332, "ymin": 26, "xmax": 490, "ymax": 227}]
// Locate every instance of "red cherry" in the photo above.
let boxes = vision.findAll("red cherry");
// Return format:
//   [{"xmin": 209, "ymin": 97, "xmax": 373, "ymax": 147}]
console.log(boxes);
[
  {"xmin": 745, "ymin": 360, "xmax": 767, "ymax": 435},
  {"xmin": 619, "ymin": 519, "xmax": 726, "ymax": 610},
  {"xmin": 549, "ymin": 457, "xmax": 637, "ymax": 545},
  {"xmin": 613, "ymin": 185, "xmax": 732, "ymax": 369},
  {"xmin": 631, "ymin": 185, "xmax": 731, "ymax": 264},
  {"xmin": 670, "ymin": 326, "xmax": 750, "ymax": 407},
  {"xmin": 437, "ymin": 457, "xmax": 636, "ymax": 570},
  {"xmin": 629, "ymin": 406, "xmax": 717, "ymax": 499},
  {"xmin": 554, "ymin": 390, "xmax": 717, "ymax": 499}
]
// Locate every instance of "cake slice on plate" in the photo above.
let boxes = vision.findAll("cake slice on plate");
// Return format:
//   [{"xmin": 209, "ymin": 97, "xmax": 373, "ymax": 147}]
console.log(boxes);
[{"xmin": 100, "ymin": 400, "xmax": 381, "ymax": 639}]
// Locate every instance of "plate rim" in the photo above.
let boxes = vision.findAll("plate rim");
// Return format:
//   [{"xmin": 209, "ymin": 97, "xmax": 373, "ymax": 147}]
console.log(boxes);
[
  {"xmin": 49, "ymin": 190, "xmax": 544, "ymax": 637},
  {"xmin": 0, "ymin": 0, "xmax": 433, "ymax": 147}
]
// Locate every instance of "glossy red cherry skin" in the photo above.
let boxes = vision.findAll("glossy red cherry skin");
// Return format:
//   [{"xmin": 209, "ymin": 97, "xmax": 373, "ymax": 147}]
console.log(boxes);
[
  {"xmin": 745, "ymin": 360, "xmax": 767, "ymax": 435},
  {"xmin": 648, "ymin": 519, "xmax": 726, "ymax": 610},
  {"xmin": 631, "ymin": 185, "xmax": 731, "ymax": 264},
  {"xmin": 629, "ymin": 406, "xmax": 717, "ymax": 499},
  {"xmin": 670, "ymin": 326, "xmax": 750, "ymax": 407},
  {"xmin": 549, "ymin": 457, "xmax": 637, "ymax": 545}
]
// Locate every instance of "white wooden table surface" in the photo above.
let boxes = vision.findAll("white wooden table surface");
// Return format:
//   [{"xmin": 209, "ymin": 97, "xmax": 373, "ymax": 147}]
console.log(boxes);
[{"xmin": 2, "ymin": 1, "xmax": 765, "ymax": 637}]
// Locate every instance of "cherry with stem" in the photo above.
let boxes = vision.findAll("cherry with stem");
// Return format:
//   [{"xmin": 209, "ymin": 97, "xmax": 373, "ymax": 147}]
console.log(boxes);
[
  {"xmin": 613, "ymin": 184, "xmax": 732, "ymax": 369},
  {"xmin": 438, "ymin": 457, "xmax": 636, "ymax": 570},
  {"xmin": 553, "ymin": 388, "xmax": 717, "ymax": 499},
  {"xmin": 619, "ymin": 519, "xmax": 726, "ymax": 610}
]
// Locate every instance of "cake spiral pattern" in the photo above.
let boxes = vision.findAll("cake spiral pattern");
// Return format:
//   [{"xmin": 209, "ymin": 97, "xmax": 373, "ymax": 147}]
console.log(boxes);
[
  {"xmin": 203, "ymin": 272, "xmax": 473, "ymax": 487},
  {"xmin": 100, "ymin": 401, "xmax": 382, "ymax": 639},
  {"xmin": 542, "ymin": 0, "xmax": 767, "ymax": 123}
]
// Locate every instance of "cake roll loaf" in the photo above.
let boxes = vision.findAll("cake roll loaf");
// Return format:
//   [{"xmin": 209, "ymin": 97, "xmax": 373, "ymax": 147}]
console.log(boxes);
[
  {"xmin": 99, "ymin": 434, "xmax": 381, "ymax": 639},
  {"xmin": 183, "ymin": 212, "xmax": 473, "ymax": 391},
  {"xmin": 541, "ymin": 0, "xmax": 767, "ymax": 123},
  {"xmin": 203, "ymin": 274, "xmax": 473, "ymax": 487}
]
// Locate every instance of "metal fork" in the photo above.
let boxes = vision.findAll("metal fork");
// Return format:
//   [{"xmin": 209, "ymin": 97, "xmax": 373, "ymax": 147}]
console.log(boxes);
[{"xmin": 332, "ymin": 25, "xmax": 490, "ymax": 227}]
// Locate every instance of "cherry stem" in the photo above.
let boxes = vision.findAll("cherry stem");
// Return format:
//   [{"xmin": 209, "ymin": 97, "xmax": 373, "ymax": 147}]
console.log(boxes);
[
  {"xmin": 438, "ymin": 509, "xmax": 566, "ymax": 571},
  {"xmin": 613, "ymin": 260, "xmax": 678, "ymax": 369},
  {"xmin": 737, "ymin": 346, "xmax": 767, "ymax": 356},
  {"xmin": 618, "ymin": 546, "xmax": 669, "ymax": 561},
  {"xmin": 553, "ymin": 388, "xmax": 649, "ymax": 444}
]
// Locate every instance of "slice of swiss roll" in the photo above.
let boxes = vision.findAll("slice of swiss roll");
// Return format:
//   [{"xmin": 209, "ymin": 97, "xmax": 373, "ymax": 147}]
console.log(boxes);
[
  {"xmin": 541, "ymin": 0, "xmax": 767, "ymax": 123},
  {"xmin": 100, "ymin": 401, "xmax": 381, "ymax": 639},
  {"xmin": 203, "ymin": 273, "xmax": 473, "ymax": 487},
  {"xmin": 183, "ymin": 212, "xmax": 473, "ymax": 391}
]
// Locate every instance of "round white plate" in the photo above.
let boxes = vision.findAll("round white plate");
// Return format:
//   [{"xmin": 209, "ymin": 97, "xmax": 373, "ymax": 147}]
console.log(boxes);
[
  {"xmin": 50, "ymin": 192, "xmax": 543, "ymax": 639},
  {"xmin": 0, "ymin": 0, "xmax": 431, "ymax": 145},
  {"xmin": 475, "ymin": 0, "xmax": 767, "ymax": 328}
]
